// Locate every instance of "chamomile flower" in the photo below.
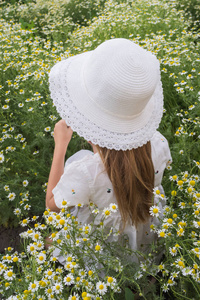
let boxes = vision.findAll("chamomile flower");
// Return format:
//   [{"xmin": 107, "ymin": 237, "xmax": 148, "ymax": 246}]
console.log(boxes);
[
  {"xmin": 4, "ymin": 185, "xmax": 10, "ymax": 191},
  {"xmin": 20, "ymin": 218, "xmax": 30, "ymax": 227},
  {"xmin": 52, "ymin": 282, "xmax": 63, "ymax": 294},
  {"xmin": 13, "ymin": 208, "xmax": 21, "ymax": 216},
  {"xmin": 182, "ymin": 267, "xmax": 192, "ymax": 276},
  {"xmin": 162, "ymin": 283, "xmax": 169, "ymax": 292},
  {"xmin": 149, "ymin": 205, "xmax": 160, "ymax": 217},
  {"xmin": 22, "ymin": 180, "xmax": 29, "ymax": 187},
  {"xmin": 68, "ymin": 293, "xmax": 80, "ymax": 300},
  {"xmin": 35, "ymin": 241, "xmax": 44, "ymax": 251},
  {"xmin": 27, "ymin": 243, "xmax": 37, "ymax": 255},
  {"xmin": 4, "ymin": 269, "xmax": 16, "ymax": 281},
  {"xmin": 64, "ymin": 274, "xmax": 74, "ymax": 286},
  {"xmin": 79, "ymin": 269, "xmax": 86, "ymax": 278},
  {"xmin": 32, "ymin": 231, "xmax": 42, "ymax": 242},
  {"xmin": 36, "ymin": 252, "xmax": 46, "ymax": 264},
  {"xmin": 169, "ymin": 247, "xmax": 177, "ymax": 256},
  {"xmin": 153, "ymin": 187, "xmax": 161, "ymax": 195},
  {"xmin": 65, "ymin": 254, "xmax": 75, "ymax": 263},
  {"xmin": 0, "ymin": 153, "xmax": 5, "ymax": 163},
  {"xmin": 191, "ymin": 247, "xmax": 200, "ymax": 256},
  {"xmin": 95, "ymin": 244, "xmax": 102, "ymax": 252},
  {"xmin": 175, "ymin": 258, "xmax": 185, "ymax": 269},
  {"xmin": 2, "ymin": 104, "xmax": 9, "ymax": 110},
  {"xmin": 82, "ymin": 225, "xmax": 92, "ymax": 234},
  {"xmin": 44, "ymin": 126, "xmax": 51, "ymax": 132},
  {"xmin": 24, "ymin": 204, "xmax": 31, "ymax": 210},
  {"xmin": 96, "ymin": 281, "xmax": 107, "ymax": 295},
  {"xmin": 7, "ymin": 192, "xmax": 16, "ymax": 201},
  {"xmin": 109, "ymin": 203, "xmax": 118, "ymax": 212},
  {"xmin": 45, "ymin": 288, "xmax": 54, "ymax": 297},
  {"xmin": 193, "ymin": 221, "xmax": 200, "ymax": 228},
  {"xmin": 92, "ymin": 208, "xmax": 100, "ymax": 214},
  {"xmin": 103, "ymin": 208, "xmax": 111, "ymax": 218},
  {"xmin": 178, "ymin": 202, "xmax": 186, "ymax": 209},
  {"xmin": 167, "ymin": 278, "xmax": 176, "ymax": 286},
  {"xmin": 44, "ymin": 269, "xmax": 55, "ymax": 279},
  {"xmin": 106, "ymin": 276, "xmax": 117, "ymax": 288},
  {"xmin": 28, "ymin": 280, "xmax": 39, "ymax": 292}
]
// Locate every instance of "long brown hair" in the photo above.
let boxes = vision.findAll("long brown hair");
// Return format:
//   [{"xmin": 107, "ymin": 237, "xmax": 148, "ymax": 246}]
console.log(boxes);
[{"xmin": 96, "ymin": 142, "xmax": 154, "ymax": 230}]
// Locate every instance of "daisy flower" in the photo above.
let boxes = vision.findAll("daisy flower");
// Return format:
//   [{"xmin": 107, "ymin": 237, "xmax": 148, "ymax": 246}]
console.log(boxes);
[
  {"xmin": 64, "ymin": 274, "xmax": 74, "ymax": 286},
  {"xmin": 109, "ymin": 203, "xmax": 118, "ymax": 212},
  {"xmin": 169, "ymin": 247, "xmax": 177, "ymax": 256},
  {"xmin": 102, "ymin": 208, "xmax": 111, "ymax": 218},
  {"xmin": 167, "ymin": 278, "xmax": 176, "ymax": 286},
  {"xmin": 52, "ymin": 282, "xmax": 63, "ymax": 294},
  {"xmin": 95, "ymin": 244, "xmax": 102, "ymax": 253},
  {"xmin": 191, "ymin": 247, "xmax": 200, "ymax": 256},
  {"xmin": 45, "ymin": 288, "xmax": 54, "ymax": 297},
  {"xmin": 4, "ymin": 185, "xmax": 10, "ymax": 191},
  {"xmin": 106, "ymin": 276, "xmax": 117, "ymax": 289},
  {"xmin": 28, "ymin": 280, "xmax": 39, "ymax": 292},
  {"xmin": 7, "ymin": 192, "xmax": 16, "ymax": 201},
  {"xmin": 149, "ymin": 205, "xmax": 160, "ymax": 217},
  {"xmin": 0, "ymin": 153, "xmax": 4, "ymax": 163},
  {"xmin": 44, "ymin": 269, "xmax": 55, "ymax": 279},
  {"xmin": 68, "ymin": 293, "xmax": 80, "ymax": 300},
  {"xmin": 96, "ymin": 281, "xmax": 107, "ymax": 295},
  {"xmin": 32, "ymin": 231, "xmax": 42, "ymax": 242},
  {"xmin": 44, "ymin": 126, "xmax": 51, "ymax": 132},
  {"xmin": 27, "ymin": 243, "xmax": 37, "ymax": 255},
  {"xmin": 13, "ymin": 208, "xmax": 21, "ymax": 216},
  {"xmin": 22, "ymin": 180, "xmax": 29, "ymax": 187},
  {"xmin": 36, "ymin": 252, "xmax": 46, "ymax": 264},
  {"xmin": 4, "ymin": 269, "xmax": 16, "ymax": 281}
]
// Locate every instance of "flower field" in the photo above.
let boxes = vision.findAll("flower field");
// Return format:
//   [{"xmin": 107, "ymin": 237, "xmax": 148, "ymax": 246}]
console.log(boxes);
[{"xmin": 0, "ymin": 0, "xmax": 199, "ymax": 299}]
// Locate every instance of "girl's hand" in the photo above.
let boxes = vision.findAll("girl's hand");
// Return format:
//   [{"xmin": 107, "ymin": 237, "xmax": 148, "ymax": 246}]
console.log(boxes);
[
  {"xmin": 53, "ymin": 119, "xmax": 73, "ymax": 151},
  {"xmin": 46, "ymin": 120, "xmax": 73, "ymax": 211}
]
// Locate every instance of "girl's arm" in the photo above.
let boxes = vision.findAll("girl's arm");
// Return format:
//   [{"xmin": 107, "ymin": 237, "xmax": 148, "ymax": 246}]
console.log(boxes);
[{"xmin": 46, "ymin": 120, "xmax": 73, "ymax": 212}]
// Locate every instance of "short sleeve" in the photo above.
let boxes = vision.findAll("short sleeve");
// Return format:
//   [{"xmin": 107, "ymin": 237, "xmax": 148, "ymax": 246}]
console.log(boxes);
[
  {"xmin": 52, "ymin": 161, "xmax": 90, "ymax": 209},
  {"xmin": 151, "ymin": 131, "xmax": 172, "ymax": 186}
]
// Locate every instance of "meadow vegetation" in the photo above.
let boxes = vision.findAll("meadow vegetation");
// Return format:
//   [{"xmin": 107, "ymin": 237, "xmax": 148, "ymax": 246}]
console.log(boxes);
[{"xmin": 0, "ymin": 0, "xmax": 199, "ymax": 299}]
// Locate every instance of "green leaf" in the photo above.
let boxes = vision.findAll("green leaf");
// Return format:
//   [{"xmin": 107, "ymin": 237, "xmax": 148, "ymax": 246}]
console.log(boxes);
[{"xmin": 125, "ymin": 287, "xmax": 135, "ymax": 300}]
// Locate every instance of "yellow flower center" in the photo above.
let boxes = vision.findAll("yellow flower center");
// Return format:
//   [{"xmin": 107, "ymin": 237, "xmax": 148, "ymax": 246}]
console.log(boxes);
[
  {"xmin": 171, "ymin": 190, "xmax": 177, "ymax": 196},
  {"xmin": 177, "ymin": 180, "xmax": 183, "ymax": 186},
  {"xmin": 59, "ymin": 219, "xmax": 65, "ymax": 225},
  {"xmin": 160, "ymin": 232, "xmax": 165, "ymax": 237},
  {"xmin": 7, "ymin": 271, "xmax": 13, "ymax": 277},
  {"xmin": 153, "ymin": 208, "xmax": 159, "ymax": 214}
]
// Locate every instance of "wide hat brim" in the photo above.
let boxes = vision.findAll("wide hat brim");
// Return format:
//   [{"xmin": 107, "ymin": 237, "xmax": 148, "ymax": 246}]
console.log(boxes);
[{"xmin": 49, "ymin": 49, "xmax": 163, "ymax": 150}]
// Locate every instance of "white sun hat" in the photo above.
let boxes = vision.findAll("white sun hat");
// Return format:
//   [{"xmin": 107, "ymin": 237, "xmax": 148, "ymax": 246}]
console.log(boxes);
[{"xmin": 49, "ymin": 38, "xmax": 163, "ymax": 150}]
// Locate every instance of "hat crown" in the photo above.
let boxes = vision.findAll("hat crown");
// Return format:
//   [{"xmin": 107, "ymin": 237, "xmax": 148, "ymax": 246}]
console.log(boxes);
[
  {"xmin": 49, "ymin": 38, "xmax": 163, "ymax": 150},
  {"xmin": 83, "ymin": 39, "xmax": 159, "ymax": 117}
]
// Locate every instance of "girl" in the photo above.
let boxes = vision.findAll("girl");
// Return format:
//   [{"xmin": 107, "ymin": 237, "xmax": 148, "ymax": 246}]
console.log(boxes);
[{"xmin": 46, "ymin": 38, "xmax": 172, "ymax": 257}]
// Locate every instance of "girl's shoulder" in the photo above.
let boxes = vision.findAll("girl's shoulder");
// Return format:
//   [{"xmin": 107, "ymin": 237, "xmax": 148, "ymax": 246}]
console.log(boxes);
[
  {"xmin": 151, "ymin": 130, "xmax": 169, "ymax": 145},
  {"xmin": 151, "ymin": 131, "xmax": 172, "ymax": 185},
  {"xmin": 64, "ymin": 150, "xmax": 103, "ymax": 173},
  {"xmin": 151, "ymin": 131, "xmax": 171, "ymax": 159},
  {"xmin": 65, "ymin": 149, "xmax": 94, "ymax": 166}
]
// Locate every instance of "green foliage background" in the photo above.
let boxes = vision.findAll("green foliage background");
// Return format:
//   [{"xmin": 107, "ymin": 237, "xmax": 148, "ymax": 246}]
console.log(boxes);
[
  {"xmin": 0, "ymin": 0, "xmax": 199, "ymax": 227},
  {"xmin": 0, "ymin": 0, "xmax": 200, "ymax": 299}
]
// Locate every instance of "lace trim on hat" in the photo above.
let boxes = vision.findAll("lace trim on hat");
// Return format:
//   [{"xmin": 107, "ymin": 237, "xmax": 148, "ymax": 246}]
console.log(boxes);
[{"xmin": 49, "ymin": 59, "xmax": 163, "ymax": 150}]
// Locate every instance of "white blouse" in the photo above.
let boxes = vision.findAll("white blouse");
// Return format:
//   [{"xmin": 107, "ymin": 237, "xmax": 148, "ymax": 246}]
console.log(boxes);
[{"xmin": 53, "ymin": 131, "xmax": 172, "ymax": 258}]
